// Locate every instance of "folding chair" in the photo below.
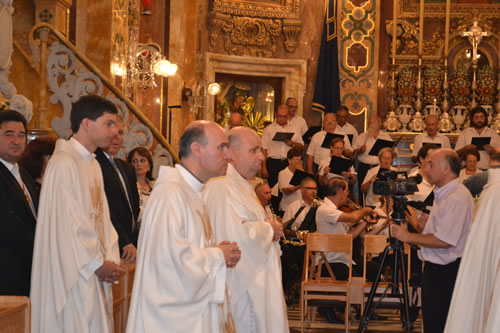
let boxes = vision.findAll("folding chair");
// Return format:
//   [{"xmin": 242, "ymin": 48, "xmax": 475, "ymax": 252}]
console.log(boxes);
[{"xmin": 300, "ymin": 233, "xmax": 353, "ymax": 333}]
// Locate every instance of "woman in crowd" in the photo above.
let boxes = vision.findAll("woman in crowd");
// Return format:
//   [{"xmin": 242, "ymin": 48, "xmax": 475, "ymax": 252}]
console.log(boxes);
[
  {"xmin": 361, "ymin": 147, "xmax": 397, "ymax": 207},
  {"xmin": 318, "ymin": 137, "xmax": 355, "ymax": 186},
  {"xmin": 459, "ymin": 149, "xmax": 481, "ymax": 182},
  {"xmin": 127, "ymin": 147, "xmax": 155, "ymax": 224},
  {"xmin": 18, "ymin": 137, "xmax": 56, "ymax": 189}
]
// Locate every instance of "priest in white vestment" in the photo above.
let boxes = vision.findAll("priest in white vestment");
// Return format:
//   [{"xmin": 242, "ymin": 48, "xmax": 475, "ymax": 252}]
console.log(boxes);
[
  {"xmin": 204, "ymin": 126, "xmax": 289, "ymax": 333},
  {"xmin": 31, "ymin": 95, "xmax": 123, "ymax": 332},
  {"xmin": 126, "ymin": 121, "xmax": 240, "ymax": 333},
  {"xmin": 445, "ymin": 167, "xmax": 500, "ymax": 333}
]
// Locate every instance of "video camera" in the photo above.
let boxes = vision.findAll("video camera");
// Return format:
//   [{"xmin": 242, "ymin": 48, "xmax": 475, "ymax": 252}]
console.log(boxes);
[
  {"xmin": 373, "ymin": 170, "xmax": 422, "ymax": 197},
  {"xmin": 372, "ymin": 170, "xmax": 423, "ymax": 223}
]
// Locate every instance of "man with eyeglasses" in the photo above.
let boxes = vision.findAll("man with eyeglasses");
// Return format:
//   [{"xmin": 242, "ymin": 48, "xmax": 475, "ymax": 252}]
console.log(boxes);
[
  {"xmin": 0, "ymin": 110, "xmax": 39, "ymax": 296},
  {"xmin": 261, "ymin": 104, "xmax": 303, "ymax": 187},
  {"xmin": 335, "ymin": 105, "xmax": 358, "ymax": 146}
]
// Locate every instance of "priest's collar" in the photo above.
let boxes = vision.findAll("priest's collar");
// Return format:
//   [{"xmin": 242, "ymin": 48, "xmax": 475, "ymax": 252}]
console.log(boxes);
[
  {"xmin": 176, "ymin": 163, "xmax": 204, "ymax": 192},
  {"xmin": 69, "ymin": 137, "xmax": 95, "ymax": 161},
  {"xmin": 227, "ymin": 163, "xmax": 250, "ymax": 186}
]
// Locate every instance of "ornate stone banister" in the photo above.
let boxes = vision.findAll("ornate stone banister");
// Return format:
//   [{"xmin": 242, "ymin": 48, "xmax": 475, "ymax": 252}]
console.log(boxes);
[{"xmin": 29, "ymin": 23, "xmax": 179, "ymax": 164}]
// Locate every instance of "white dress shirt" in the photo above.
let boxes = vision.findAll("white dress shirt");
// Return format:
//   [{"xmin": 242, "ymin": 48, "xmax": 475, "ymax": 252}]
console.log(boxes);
[
  {"xmin": 455, "ymin": 127, "xmax": 500, "ymax": 170},
  {"xmin": 277, "ymin": 167, "xmax": 302, "ymax": 211},
  {"xmin": 316, "ymin": 197, "xmax": 350, "ymax": 265},
  {"xmin": 412, "ymin": 132, "xmax": 451, "ymax": 156},
  {"xmin": 283, "ymin": 197, "xmax": 311, "ymax": 230},
  {"xmin": 336, "ymin": 123, "xmax": 359, "ymax": 145},
  {"xmin": 362, "ymin": 165, "xmax": 397, "ymax": 207},
  {"xmin": 353, "ymin": 131, "xmax": 394, "ymax": 165},
  {"xmin": 262, "ymin": 122, "xmax": 303, "ymax": 159},
  {"xmin": 418, "ymin": 178, "xmax": 474, "ymax": 265},
  {"xmin": 306, "ymin": 130, "xmax": 352, "ymax": 165},
  {"xmin": 288, "ymin": 115, "xmax": 308, "ymax": 136}
]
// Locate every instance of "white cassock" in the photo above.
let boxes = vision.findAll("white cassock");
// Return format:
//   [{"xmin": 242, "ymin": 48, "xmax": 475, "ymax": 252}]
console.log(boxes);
[
  {"xmin": 445, "ymin": 168, "xmax": 500, "ymax": 333},
  {"xmin": 204, "ymin": 164, "xmax": 289, "ymax": 333},
  {"xmin": 126, "ymin": 164, "xmax": 232, "ymax": 333},
  {"xmin": 30, "ymin": 138, "xmax": 120, "ymax": 333}
]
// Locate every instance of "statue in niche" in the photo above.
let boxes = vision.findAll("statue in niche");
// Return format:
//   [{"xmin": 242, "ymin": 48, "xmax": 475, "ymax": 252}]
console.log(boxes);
[{"xmin": 216, "ymin": 82, "xmax": 255, "ymax": 128}]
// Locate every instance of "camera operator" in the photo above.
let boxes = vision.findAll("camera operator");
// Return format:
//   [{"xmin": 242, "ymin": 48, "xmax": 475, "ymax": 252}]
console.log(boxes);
[{"xmin": 391, "ymin": 149, "xmax": 474, "ymax": 333}]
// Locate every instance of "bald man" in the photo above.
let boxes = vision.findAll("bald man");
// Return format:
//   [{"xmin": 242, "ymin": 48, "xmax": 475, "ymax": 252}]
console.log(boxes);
[
  {"xmin": 261, "ymin": 104, "xmax": 303, "ymax": 187},
  {"xmin": 226, "ymin": 112, "xmax": 243, "ymax": 132},
  {"xmin": 412, "ymin": 115, "xmax": 451, "ymax": 162},
  {"xmin": 392, "ymin": 149, "xmax": 474, "ymax": 333},
  {"xmin": 204, "ymin": 126, "xmax": 288, "ymax": 333},
  {"xmin": 127, "ymin": 121, "xmax": 241, "ymax": 333},
  {"xmin": 255, "ymin": 182, "xmax": 273, "ymax": 218}
]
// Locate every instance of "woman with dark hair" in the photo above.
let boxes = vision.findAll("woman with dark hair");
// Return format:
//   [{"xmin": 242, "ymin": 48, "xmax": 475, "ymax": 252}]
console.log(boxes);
[
  {"xmin": 127, "ymin": 147, "xmax": 155, "ymax": 225},
  {"xmin": 18, "ymin": 137, "xmax": 56, "ymax": 188},
  {"xmin": 459, "ymin": 149, "xmax": 481, "ymax": 182}
]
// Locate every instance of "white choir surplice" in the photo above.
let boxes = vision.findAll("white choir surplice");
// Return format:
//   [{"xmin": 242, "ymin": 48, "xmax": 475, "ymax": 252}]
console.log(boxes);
[
  {"xmin": 126, "ymin": 164, "xmax": 230, "ymax": 333},
  {"xmin": 30, "ymin": 138, "xmax": 120, "ymax": 333},
  {"xmin": 203, "ymin": 164, "xmax": 289, "ymax": 333},
  {"xmin": 445, "ymin": 168, "xmax": 500, "ymax": 333}
]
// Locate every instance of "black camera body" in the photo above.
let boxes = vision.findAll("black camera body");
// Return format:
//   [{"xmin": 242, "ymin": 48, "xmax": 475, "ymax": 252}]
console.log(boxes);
[{"xmin": 372, "ymin": 170, "xmax": 423, "ymax": 223}]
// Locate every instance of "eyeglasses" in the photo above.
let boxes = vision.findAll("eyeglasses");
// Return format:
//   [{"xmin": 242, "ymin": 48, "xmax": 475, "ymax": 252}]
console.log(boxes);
[{"xmin": 303, "ymin": 187, "xmax": 317, "ymax": 190}]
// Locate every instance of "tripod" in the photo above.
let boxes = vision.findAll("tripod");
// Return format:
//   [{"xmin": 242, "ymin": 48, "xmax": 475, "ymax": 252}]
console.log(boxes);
[{"xmin": 357, "ymin": 196, "xmax": 414, "ymax": 333}]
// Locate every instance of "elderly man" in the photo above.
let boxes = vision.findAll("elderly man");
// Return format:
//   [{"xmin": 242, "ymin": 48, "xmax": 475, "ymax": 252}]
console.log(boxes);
[
  {"xmin": 306, "ymin": 112, "xmax": 352, "ymax": 173},
  {"xmin": 445, "ymin": 151, "xmax": 500, "ymax": 333},
  {"xmin": 96, "ymin": 120, "xmax": 140, "ymax": 263},
  {"xmin": 204, "ymin": 126, "xmax": 288, "ymax": 333},
  {"xmin": 255, "ymin": 181, "xmax": 273, "ymax": 218},
  {"xmin": 286, "ymin": 97, "xmax": 308, "ymax": 136},
  {"xmin": 0, "ymin": 110, "xmax": 39, "ymax": 296},
  {"xmin": 261, "ymin": 104, "xmax": 303, "ymax": 187},
  {"xmin": 353, "ymin": 116, "xmax": 394, "ymax": 205},
  {"xmin": 335, "ymin": 105, "xmax": 358, "ymax": 145},
  {"xmin": 411, "ymin": 114, "xmax": 451, "ymax": 162},
  {"xmin": 127, "ymin": 121, "xmax": 241, "ymax": 333},
  {"xmin": 392, "ymin": 149, "xmax": 474, "ymax": 333},
  {"xmin": 455, "ymin": 106, "xmax": 500, "ymax": 170},
  {"xmin": 226, "ymin": 112, "xmax": 243, "ymax": 133}
]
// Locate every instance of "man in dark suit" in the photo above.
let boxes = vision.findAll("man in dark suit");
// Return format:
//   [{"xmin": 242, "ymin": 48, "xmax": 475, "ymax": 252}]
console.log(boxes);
[
  {"xmin": 96, "ymin": 121, "xmax": 140, "ymax": 263},
  {"xmin": 0, "ymin": 110, "xmax": 39, "ymax": 296}
]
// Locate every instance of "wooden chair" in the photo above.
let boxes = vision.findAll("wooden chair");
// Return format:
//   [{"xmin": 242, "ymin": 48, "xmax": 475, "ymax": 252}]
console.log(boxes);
[
  {"xmin": 362, "ymin": 235, "xmax": 412, "ymax": 313},
  {"xmin": 300, "ymin": 233, "xmax": 353, "ymax": 333},
  {"xmin": 0, "ymin": 296, "xmax": 30, "ymax": 333}
]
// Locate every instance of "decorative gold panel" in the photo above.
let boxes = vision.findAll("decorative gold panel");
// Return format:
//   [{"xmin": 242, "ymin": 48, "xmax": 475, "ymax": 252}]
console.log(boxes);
[{"xmin": 209, "ymin": 0, "xmax": 302, "ymax": 56}]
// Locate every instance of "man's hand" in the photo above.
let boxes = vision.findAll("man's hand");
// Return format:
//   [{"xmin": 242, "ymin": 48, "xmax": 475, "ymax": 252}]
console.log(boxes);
[
  {"xmin": 284, "ymin": 139, "xmax": 293, "ymax": 147},
  {"xmin": 391, "ymin": 224, "xmax": 409, "ymax": 242},
  {"xmin": 217, "ymin": 241, "xmax": 241, "ymax": 268},
  {"xmin": 359, "ymin": 144, "xmax": 367, "ymax": 153},
  {"xmin": 484, "ymin": 144, "xmax": 494, "ymax": 153},
  {"xmin": 121, "ymin": 244, "xmax": 137, "ymax": 264},
  {"xmin": 268, "ymin": 217, "xmax": 284, "ymax": 241},
  {"xmin": 95, "ymin": 260, "xmax": 124, "ymax": 283}
]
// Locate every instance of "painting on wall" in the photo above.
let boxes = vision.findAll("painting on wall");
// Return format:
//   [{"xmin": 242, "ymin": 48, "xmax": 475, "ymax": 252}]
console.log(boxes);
[{"xmin": 214, "ymin": 73, "xmax": 282, "ymax": 134}]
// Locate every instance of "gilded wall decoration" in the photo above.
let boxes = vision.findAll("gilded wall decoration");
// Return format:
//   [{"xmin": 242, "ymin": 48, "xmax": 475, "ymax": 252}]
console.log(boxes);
[
  {"xmin": 209, "ymin": 0, "xmax": 302, "ymax": 56},
  {"xmin": 339, "ymin": 0, "xmax": 379, "ymax": 131},
  {"xmin": 399, "ymin": 0, "xmax": 500, "ymax": 20}
]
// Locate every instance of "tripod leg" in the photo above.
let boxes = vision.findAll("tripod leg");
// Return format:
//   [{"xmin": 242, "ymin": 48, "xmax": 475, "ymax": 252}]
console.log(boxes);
[
  {"xmin": 357, "ymin": 246, "xmax": 391, "ymax": 333},
  {"xmin": 397, "ymin": 246, "xmax": 413, "ymax": 333}
]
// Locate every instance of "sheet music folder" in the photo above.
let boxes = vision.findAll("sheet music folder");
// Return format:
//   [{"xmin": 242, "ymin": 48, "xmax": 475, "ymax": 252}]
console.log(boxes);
[
  {"xmin": 471, "ymin": 137, "xmax": 491, "ymax": 150},
  {"xmin": 289, "ymin": 169, "xmax": 315, "ymax": 186},
  {"xmin": 368, "ymin": 138, "xmax": 394, "ymax": 156},
  {"xmin": 321, "ymin": 133, "xmax": 345, "ymax": 148},
  {"xmin": 272, "ymin": 132, "xmax": 294, "ymax": 142},
  {"xmin": 302, "ymin": 126, "xmax": 321, "ymax": 144},
  {"xmin": 329, "ymin": 156, "xmax": 352, "ymax": 175}
]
